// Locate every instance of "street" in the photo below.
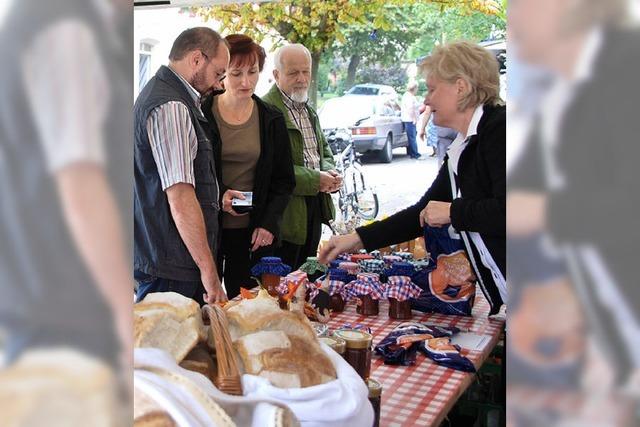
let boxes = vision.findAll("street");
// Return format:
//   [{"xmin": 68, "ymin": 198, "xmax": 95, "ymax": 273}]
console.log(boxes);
[{"xmin": 359, "ymin": 146, "xmax": 440, "ymax": 218}]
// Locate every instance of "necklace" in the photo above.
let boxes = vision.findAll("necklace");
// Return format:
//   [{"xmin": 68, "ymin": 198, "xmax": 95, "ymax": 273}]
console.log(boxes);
[{"xmin": 217, "ymin": 96, "xmax": 254, "ymax": 125}]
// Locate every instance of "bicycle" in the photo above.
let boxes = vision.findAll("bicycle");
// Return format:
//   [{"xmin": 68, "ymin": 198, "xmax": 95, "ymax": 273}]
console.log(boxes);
[{"xmin": 326, "ymin": 128, "xmax": 379, "ymax": 229}]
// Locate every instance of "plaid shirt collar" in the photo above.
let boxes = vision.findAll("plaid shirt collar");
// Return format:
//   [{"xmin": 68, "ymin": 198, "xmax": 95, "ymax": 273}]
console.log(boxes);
[{"xmin": 279, "ymin": 87, "xmax": 308, "ymax": 112}]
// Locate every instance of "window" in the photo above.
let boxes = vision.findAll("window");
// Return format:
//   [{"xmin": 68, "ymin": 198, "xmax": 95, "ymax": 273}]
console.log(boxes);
[{"xmin": 139, "ymin": 41, "xmax": 155, "ymax": 91}]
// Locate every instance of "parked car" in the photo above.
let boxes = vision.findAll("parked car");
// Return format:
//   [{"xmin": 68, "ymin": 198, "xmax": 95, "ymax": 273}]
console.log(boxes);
[
  {"xmin": 344, "ymin": 84, "xmax": 398, "ymax": 103},
  {"xmin": 318, "ymin": 95, "xmax": 408, "ymax": 163}
]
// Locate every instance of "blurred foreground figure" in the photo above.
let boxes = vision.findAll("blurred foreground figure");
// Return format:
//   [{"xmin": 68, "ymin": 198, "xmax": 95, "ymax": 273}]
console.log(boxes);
[
  {"xmin": 0, "ymin": 0, "xmax": 132, "ymax": 425},
  {"xmin": 508, "ymin": 0, "xmax": 640, "ymax": 425}
]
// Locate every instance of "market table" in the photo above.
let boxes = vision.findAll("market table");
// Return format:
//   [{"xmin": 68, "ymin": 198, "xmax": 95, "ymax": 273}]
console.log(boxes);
[{"xmin": 327, "ymin": 291, "xmax": 506, "ymax": 427}]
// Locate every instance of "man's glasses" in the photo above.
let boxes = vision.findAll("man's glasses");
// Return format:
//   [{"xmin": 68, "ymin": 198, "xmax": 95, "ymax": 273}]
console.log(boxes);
[{"xmin": 200, "ymin": 50, "xmax": 226, "ymax": 83}]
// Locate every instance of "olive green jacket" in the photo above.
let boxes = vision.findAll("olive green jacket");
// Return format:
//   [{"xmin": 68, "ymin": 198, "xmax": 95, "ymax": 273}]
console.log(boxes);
[{"xmin": 262, "ymin": 84, "xmax": 336, "ymax": 245}]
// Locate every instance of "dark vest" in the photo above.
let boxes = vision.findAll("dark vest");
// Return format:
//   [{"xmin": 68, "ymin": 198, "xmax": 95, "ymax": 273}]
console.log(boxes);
[
  {"xmin": 134, "ymin": 66, "xmax": 220, "ymax": 281},
  {"xmin": 0, "ymin": 0, "xmax": 131, "ymax": 365}
]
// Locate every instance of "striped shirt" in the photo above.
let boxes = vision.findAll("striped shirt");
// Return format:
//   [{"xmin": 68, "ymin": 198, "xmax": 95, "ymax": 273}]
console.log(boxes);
[
  {"xmin": 280, "ymin": 89, "xmax": 321, "ymax": 170},
  {"xmin": 145, "ymin": 67, "xmax": 200, "ymax": 190}
]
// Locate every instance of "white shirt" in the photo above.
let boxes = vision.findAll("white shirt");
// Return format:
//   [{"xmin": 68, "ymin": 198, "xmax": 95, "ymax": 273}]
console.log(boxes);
[
  {"xmin": 400, "ymin": 91, "xmax": 420, "ymax": 122},
  {"xmin": 446, "ymin": 104, "xmax": 484, "ymax": 173}
]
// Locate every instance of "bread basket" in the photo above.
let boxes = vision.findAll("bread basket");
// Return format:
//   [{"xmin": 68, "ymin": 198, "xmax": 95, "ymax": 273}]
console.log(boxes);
[{"xmin": 203, "ymin": 304, "xmax": 243, "ymax": 396}]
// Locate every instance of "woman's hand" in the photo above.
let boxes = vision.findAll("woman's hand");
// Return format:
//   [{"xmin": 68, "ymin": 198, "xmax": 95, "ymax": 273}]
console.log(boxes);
[
  {"xmin": 420, "ymin": 201, "xmax": 451, "ymax": 227},
  {"xmin": 251, "ymin": 227, "xmax": 274, "ymax": 252},
  {"xmin": 318, "ymin": 232, "xmax": 364, "ymax": 264},
  {"xmin": 221, "ymin": 189, "xmax": 249, "ymax": 216}
]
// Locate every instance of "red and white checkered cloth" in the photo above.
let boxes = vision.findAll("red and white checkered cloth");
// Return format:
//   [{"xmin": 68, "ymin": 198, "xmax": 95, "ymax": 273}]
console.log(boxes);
[
  {"xmin": 338, "ymin": 261, "xmax": 360, "ymax": 274},
  {"xmin": 327, "ymin": 280, "xmax": 349, "ymax": 299},
  {"xmin": 307, "ymin": 280, "xmax": 322, "ymax": 300},
  {"xmin": 385, "ymin": 275, "xmax": 423, "ymax": 301},
  {"xmin": 344, "ymin": 273, "xmax": 386, "ymax": 300},
  {"xmin": 327, "ymin": 290, "xmax": 506, "ymax": 427},
  {"xmin": 277, "ymin": 270, "xmax": 309, "ymax": 296}
]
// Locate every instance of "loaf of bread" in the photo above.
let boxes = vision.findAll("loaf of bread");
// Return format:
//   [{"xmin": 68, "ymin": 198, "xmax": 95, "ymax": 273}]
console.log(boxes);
[
  {"xmin": 134, "ymin": 292, "xmax": 207, "ymax": 362},
  {"xmin": 226, "ymin": 290, "xmax": 337, "ymax": 388}
]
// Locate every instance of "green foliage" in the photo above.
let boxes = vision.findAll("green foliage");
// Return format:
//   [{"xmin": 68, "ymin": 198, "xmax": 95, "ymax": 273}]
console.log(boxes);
[
  {"xmin": 192, "ymin": 0, "xmax": 504, "ymax": 105},
  {"xmin": 355, "ymin": 64, "xmax": 409, "ymax": 94},
  {"xmin": 407, "ymin": 4, "xmax": 506, "ymax": 60}
]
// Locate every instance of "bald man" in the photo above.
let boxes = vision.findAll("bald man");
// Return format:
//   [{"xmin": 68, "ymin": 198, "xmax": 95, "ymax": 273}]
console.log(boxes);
[{"xmin": 262, "ymin": 44, "xmax": 341, "ymax": 269}]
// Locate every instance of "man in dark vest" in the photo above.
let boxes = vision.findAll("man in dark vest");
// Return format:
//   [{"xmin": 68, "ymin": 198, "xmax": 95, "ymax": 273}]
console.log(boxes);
[{"xmin": 134, "ymin": 28, "xmax": 230, "ymax": 304}]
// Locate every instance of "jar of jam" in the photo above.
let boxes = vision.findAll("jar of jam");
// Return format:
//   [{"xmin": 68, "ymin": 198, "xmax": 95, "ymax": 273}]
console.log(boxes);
[
  {"xmin": 367, "ymin": 378, "xmax": 382, "ymax": 427},
  {"xmin": 261, "ymin": 273, "xmax": 281, "ymax": 298},
  {"xmin": 388, "ymin": 297, "xmax": 412, "ymax": 320},
  {"xmin": 318, "ymin": 336, "xmax": 346, "ymax": 356},
  {"xmin": 356, "ymin": 294, "xmax": 379, "ymax": 316},
  {"xmin": 330, "ymin": 293, "xmax": 345, "ymax": 312},
  {"xmin": 334, "ymin": 329, "xmax": 373, "ymax": 380}
]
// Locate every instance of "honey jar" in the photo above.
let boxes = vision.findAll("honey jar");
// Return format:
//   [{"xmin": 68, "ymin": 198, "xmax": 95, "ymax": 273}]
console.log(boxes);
[
  {"xmin": 333, "ymin": 329, "xmax": 373, "ymax": 380},
  {"xmin": 367, "ymin": 378, "xmax": 382, "ymax": 427}
]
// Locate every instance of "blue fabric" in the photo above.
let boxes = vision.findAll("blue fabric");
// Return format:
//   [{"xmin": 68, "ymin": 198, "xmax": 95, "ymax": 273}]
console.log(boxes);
[
  {"xmin": 250, "ymin": 257, "xmax": 292, "ymax": 277},
  {"xmin": 411, "ymin": 225, "xmax": 475, "ymax": 316},
  {"xmin": 383, "ymin": 262, "xmax": 415, "ymax": 278}
]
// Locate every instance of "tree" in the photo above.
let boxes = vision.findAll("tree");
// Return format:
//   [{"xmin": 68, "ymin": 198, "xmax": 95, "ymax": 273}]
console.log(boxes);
[
  {"xmin": 193, "ymin": 0, "xmax": 502, "ymax": 107},
  {"xmin": 407, "ymin": 4, "xmax": 506, "ymax": 59},
  {"xmin": 335, "ymin": 5, "xmax": 426, "ymax": 91}
]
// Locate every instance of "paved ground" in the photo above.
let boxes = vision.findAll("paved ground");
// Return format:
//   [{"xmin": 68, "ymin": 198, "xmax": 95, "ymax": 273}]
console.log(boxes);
[
  {"xmin": 324, "ymin": 142, "xmax": 440, "ymax": 238},
  {"xmin": 359, "ymin": 147, "xmax": 440, "ymax": 218}
]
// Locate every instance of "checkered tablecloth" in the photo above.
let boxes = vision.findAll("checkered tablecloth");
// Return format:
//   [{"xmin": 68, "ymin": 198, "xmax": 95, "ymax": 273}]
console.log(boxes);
[{"xmin": 328, "ymin": 290, "xmax": 506, "ymax": 427}]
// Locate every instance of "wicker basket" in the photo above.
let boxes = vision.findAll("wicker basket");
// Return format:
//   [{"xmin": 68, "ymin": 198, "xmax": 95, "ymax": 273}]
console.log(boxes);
[{"xmin": 203, "ymin": 304, "xmax": 243, "ymax": 396}]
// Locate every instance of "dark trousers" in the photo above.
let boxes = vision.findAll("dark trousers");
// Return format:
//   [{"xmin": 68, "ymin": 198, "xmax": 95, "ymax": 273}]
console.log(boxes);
[
  {"xmin": 276, "ymin": 195, "xmax": 322, "ymax": 271},
  {"xmin": 404, "ymin": 121, "xmax": 419, "ymax": 158},
  {"xmin": 134, "ymin": 270, "xmax": 207, "ymax": 306},
  {"xmin": 218, "ymin": 227, "xmax": 273, "ymax": 300}
]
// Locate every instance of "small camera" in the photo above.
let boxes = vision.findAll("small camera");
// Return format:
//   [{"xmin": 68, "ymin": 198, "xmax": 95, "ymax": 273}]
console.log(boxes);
[{"xmin": 231, "ymin": 191, "xmax": 253, "ymax": 214}]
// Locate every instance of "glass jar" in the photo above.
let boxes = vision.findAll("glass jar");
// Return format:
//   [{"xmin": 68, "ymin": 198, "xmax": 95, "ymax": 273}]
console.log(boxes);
[
  {"xmin": 356, "ymin": 294, "xmax": 379, "ymax": 316},
  {"xmin": 261, "ymin": 273, "xmax": 281, "ymax": 298},
  {"xmin": 318, "ymin": 336, "xmax": 346, "ymax": 356},
  {"xmin": 334, "ymin": 329, "xmax": 373, "ymax": 380},
  {"xmin": 367, "ymin": 378, "xmax": 382, "ymax": 427},
  {"xmin": 388, "ymin": 297, "xmax": 412, "ymax": 320},
  {"xmin": 330, "ymin": 293, "xmax": 345, "ymax": 312}
]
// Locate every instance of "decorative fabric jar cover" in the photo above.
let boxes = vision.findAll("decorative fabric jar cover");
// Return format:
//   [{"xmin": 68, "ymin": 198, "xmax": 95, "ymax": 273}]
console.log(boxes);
[
  {"xmin": 345, "ymin": 272, "xmax": 385, "ymax": 316},
  {"xmin": 382, "ymin": 255, "xmax": 402, "ymax": 266},
  {"xmin": 369, "ymin": 250, "xmax": 382, "ymax": 260},
  {"xmin": 350, "ymin": 253, "xmax": 374, "ymax": 263},
  {"xmin": 251, "ymin": 257, "xmax": 292, "ymax": 297},
  {"xmin": 385, "ymin": 275, "xmax": 423, "ymax": 320},
  {"xmin": 382, "ymin": 262, "xmax": 415, "ymax": 279},
  {"xmin": 299, "ymin": 257, "xmax": 328, "ymax": 282},
  {"xmin": 337, "ymin": 253, "xmax": 352, "ymax": 262},
  {"xmin": 392, "ymin": 251, "xmax": 414, "ymax": 262},
  {"xmin": 359, "ymin": 259, "xmax": 385, "ymax": 275},
  {"xmin": 338, "ymin": 261, "xmax": 360, "ymax": 275}
]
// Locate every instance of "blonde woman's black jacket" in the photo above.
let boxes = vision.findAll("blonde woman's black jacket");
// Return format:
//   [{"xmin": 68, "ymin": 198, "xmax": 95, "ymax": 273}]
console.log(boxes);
[
  {"xmin": 357, "ymin": 104, "xmax": 506, "ymax": 314},
  {"xmin": 202, "ymin": 93, "xmax": 295, "ymax": 243}
]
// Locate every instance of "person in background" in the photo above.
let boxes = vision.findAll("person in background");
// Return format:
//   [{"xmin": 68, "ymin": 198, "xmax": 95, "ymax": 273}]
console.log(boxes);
[
  {"xmin": 134, "ymin": 28, "xmax": 230, "ymax": 305},
  {"xmin": 419, "ymin": 101, "xmax": 458, "ymax": 166},
  {"xmin": 262, "ymin": 43, "xmax": 341, "ymax": 270},
  {"xmin": 401, "ymin": 81, "xmax": 422, "ymax": 159},
  {"xmin": 320, "ymin": 41, "xmax": 506, "ymax": 315},
  {"xmin": 202, "ymin": 34, "xmax": 295, "ymax": 299}
]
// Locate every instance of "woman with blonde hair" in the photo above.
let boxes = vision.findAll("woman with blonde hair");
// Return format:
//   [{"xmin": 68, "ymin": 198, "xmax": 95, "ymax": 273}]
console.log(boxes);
[{"xmin": 320, "ymin": 41, "xmax": 506, "ymax": 314}]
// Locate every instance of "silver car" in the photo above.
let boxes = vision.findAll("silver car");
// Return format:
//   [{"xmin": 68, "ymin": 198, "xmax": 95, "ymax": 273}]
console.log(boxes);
[{"xmin": 318, "ymin": 95, "xmax": 408, "ymax": 163}]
